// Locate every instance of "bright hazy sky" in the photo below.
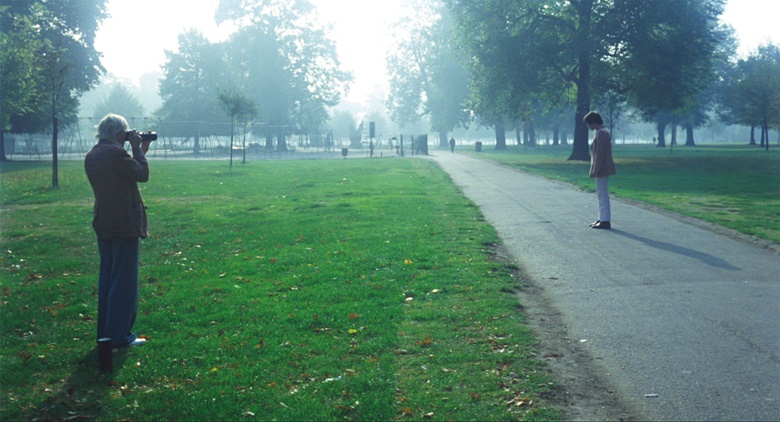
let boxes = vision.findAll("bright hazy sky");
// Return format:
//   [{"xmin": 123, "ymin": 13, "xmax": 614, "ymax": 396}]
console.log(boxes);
[{"xmin": 94, "ymin": 0, "xmax": 780, "ymax": 103}]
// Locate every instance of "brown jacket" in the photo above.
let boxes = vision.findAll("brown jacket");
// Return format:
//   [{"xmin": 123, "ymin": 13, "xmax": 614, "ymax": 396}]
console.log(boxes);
[
  {"xmin": 589, "ymin": 128, "xmax": 616, "ymax": 178},
  {"xmin": 85, "ymin": 139, "xmax": 149, "ymax": 239}
]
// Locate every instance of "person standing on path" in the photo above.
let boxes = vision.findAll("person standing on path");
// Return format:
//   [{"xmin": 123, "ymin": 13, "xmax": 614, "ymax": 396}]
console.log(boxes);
[
  {"xmin": 584, "ymin": 111, "xmax": 616, "ymax": 230},
  {"xmin": 85, "ymin": 114, "xmax": 152, "ymax": 348}
]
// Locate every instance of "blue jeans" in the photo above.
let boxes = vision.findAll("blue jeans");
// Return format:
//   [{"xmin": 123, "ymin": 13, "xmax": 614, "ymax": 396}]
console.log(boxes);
[{"xmin": 97, "ymin": 237, "xmax": 140, "ymax": 347}]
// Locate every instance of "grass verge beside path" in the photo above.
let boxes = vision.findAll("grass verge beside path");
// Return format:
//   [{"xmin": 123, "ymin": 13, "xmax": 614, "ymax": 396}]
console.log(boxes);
[
  {"xmin": 469, "ymin": 144, "xmax": 780, "ymax": 245},
  {"xmin": 1, "ymin": 159, "xmax": 558, "ymax": 421}
]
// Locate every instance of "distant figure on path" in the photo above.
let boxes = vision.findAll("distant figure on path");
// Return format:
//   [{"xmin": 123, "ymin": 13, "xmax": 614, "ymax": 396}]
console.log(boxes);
[
  {"xmin": 449, "ymin": 137, "xmax": 456, "ymax": 152},
  {"xmin": 584, "ymin": 111, "xmax": 616, "ymax": 230},
  {"xmin": 85, "ymin": 114, "xmax": 152, "ymax": 348}
]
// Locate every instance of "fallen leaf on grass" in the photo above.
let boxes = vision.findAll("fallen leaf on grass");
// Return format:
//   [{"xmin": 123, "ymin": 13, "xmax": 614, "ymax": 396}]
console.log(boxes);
[
  {"xmin": 416, "ymin": 338, "xmax": 432, "ymax": 348},
  {"xmin": 507, "ymin": 396, "xmax": 533, "ymax": 407}
]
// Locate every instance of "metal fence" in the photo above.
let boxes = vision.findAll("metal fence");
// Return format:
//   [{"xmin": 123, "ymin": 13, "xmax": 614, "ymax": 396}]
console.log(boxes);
[{"xmin": 3, "ymin": 118, "xmax": 421, "ymax": 161}]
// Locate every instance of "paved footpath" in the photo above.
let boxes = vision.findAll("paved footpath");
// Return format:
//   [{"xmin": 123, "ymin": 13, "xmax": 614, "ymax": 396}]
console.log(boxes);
[{"xmin": 427, "ymin": 151, "xmax": 779, "ymax": 421}]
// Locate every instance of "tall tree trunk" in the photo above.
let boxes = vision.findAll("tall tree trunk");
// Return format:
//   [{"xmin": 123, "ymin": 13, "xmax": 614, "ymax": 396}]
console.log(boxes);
[
  {"xmin": 685, "ymin": 124, "xmax": 695, "ymax": 146},
  {"xmin": 764, "ymin": 123, "xmax": 769, "ymax": 151},
  {"xmin": 194, "ymin": 121, "xmax": 202, "ymax": 154},
  {"xmin": 229, "ymin": 116, "xmax": 234, "ymax": 168},
  {"xmin": 278, "ymin": 134, "xmax": 288, "ymax": 151},
  {"xmin": 759, "ymin": 125, "xmax": 765, "ymax": 148},
  {"xmin": 656, "ymin": 120, "xmax": 667, "ymax": 148},
  {"xmin": 568, "ymin": 0, "xmax": 593, "ymax": 161},
  {"xmin": 749, "ymin": 126, "xmax": 756, "ymax": 145},
  {"xmin": 527, "ymin": 120, "xmax": 537, "ymax": 147},
  {"xmin": 242, "ymin": 122, "xmax": 247, "ymax": 164},
  {"xmin": 494, "ymin": 122, "xmax": 507, "ymax": 150},
  {"xmin": 438, "ymin": 131, "xmax": 448, "ymax": 148},
  {"xmin": 553, "ymin": 125, "xmax": 560, "ymax": 146},
  {"xmin": 670, "ymin": 118, "xmax": 677, "ymax": 146},
  {"xmin": 515, "ymin": 127, "xmax": 521, "ymax": 146},
  {"xmin": 0, "ymin": 130, "xmax": 7, "ymax": 162},
  {"xmin": 0, "ymin": 86, "xmax": 5, "ymax": 161},
  {"xmin": 52, "ymin": 116, "xmax": 59, "ymax": 188}
]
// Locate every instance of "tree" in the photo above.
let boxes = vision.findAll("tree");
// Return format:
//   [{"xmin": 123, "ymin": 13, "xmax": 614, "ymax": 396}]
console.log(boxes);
[
  {"xmin": 157, "ymin": 1, "xmax": 351, "ymax": 153},
  {"xmin": 447, "ymin": 0, "xmax": 726, "ymax": 157},
  {"xmin": 218, "ymin": 91, "xmax": 257, "ymax": 167},
  {"xmin": 447, "ymin": 0, "xmax": 606, "ymax": 159},
  {"xmin": 0, "ymin": 1, "xmax": 107, "ymax": 185},
  {"xmin": 215, "ymin": 0, "xmax": 351, "ymax": 150},
  {"xmin": 92, "ymin": 84, "xmax": 145, "ymax": 122},
  {"xmin": 612, "ymin": 0, "xmax": 726, "ymax": 148},
  {"xmin": 328, "ymin": 109, "xmax": 360, "ymax": 145},
  {"xmin": 0, "ymin": 10, "xmax": 45, "ymax": 161},
  {"xmin": 386, "ymin": 1, "xmax": 471, "ymax": 148},
  {"xmin": 157, "ymin": 30, "xmax": 229, "ymax": 154},
  {"xmin": 720, "ymin": 44, "xmax": 780, "ymax": 150}
]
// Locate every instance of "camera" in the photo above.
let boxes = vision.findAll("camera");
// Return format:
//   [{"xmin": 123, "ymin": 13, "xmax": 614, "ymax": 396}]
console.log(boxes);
[{"xmin": 126, "ymin": 130, "xmax": 157, "ymax": 141}]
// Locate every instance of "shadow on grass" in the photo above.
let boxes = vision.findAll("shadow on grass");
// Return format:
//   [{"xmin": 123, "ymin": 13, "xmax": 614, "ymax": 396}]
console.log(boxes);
[
  {"xmin": 32, "ymin": 346, "xmax": 133, "ymax": 420},
  {"xmin": 611, "ymin": 229, "xmax": 741, "ymax": 271}
]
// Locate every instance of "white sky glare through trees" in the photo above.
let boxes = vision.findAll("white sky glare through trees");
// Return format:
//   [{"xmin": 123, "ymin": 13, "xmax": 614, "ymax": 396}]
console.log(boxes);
[{"xmin": 94, "ymin": 0, "xmax": 780, "ymax": 104}]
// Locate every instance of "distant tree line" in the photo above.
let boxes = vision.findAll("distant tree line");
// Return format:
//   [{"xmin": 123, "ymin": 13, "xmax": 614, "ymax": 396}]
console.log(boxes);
[
  {"xmin": 3, "ymin": 0, "xmax": 778, "ymax": 181},
  {"xmin": 1, "ymin": 0, "xmax": 351, "ymax": 181},
  {"xmin": 155, "ymin": 0, "xmax": 351, "ymax": 155},
  {"xmin": 385, "ymin": 0, "xmax": 780, "ymax": 159}
]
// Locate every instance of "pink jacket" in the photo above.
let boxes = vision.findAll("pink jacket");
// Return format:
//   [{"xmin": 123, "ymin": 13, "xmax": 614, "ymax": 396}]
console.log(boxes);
[{"xmin": 590, "ymin": 127, "xmax": 616, "ymax": 178}]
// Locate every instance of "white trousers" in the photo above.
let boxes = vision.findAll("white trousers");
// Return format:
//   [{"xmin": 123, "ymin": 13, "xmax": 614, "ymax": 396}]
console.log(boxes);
[{"xmin": 596, "ymin": 176, "xmax": 611, "ymax": 222}]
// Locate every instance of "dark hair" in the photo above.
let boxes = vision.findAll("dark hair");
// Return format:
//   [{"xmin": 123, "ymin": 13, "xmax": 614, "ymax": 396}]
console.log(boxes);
[{"xmin": 583, "ymin": 111, "xmax": 603, "ymax": 125}]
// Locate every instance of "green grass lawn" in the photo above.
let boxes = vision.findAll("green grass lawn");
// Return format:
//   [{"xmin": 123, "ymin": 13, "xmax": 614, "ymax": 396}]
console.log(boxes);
[
  {"xmin": 0, "ymin": 159, "xmax": 558, "ymax": 421},
  {"xmin": 469, "ymin": 144, "xmax": 780, "ymax": 244}
]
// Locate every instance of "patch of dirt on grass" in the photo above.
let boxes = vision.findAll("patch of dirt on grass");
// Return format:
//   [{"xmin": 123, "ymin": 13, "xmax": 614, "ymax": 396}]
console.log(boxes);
[{"xmin": 492, "ymin": 244, "xmax": 642, "ymax": 421}]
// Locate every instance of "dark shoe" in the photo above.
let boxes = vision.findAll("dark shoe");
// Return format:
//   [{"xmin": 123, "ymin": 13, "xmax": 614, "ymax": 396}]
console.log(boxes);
[
  {"xmin": 589, "ymin": 220, "xmax": 601, "ymax": 227},
  {"xmin": 98, "ymin": 338, "xmax": 112, "ymax": 372},
  {"xmin": 591, "ymin": 221, "xmax": 611, "ymax": 230}
]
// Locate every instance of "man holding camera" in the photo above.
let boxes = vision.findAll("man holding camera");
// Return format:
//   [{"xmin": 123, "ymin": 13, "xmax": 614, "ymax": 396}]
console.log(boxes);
[{"xmin": 85, "ymin": 114, "xmax": 152, "ymax": 349}]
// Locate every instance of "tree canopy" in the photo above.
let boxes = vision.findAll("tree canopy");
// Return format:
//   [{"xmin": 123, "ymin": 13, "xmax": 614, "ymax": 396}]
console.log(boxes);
[
  {"xmin": 386, "ymin": 1, "xmax": 471, "ymax": 147},
  {"xmin": 156, "ymin": 0, "xmax": 352, "ymax": 152},
  {"xmin": 718, "ymin": 43, "xmax": 780, "ymax": 149},
  {"xmin": 0, "ymin": 0, "xmax": 107, "ymax": 183},
  {"xmin": 445, "ymin": 0, "xmax": 727, "ymax": 158}
]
